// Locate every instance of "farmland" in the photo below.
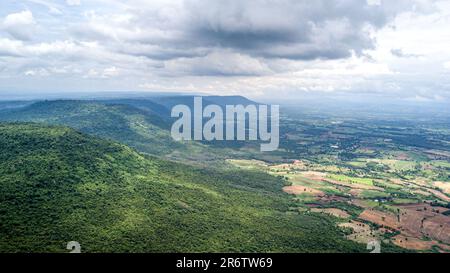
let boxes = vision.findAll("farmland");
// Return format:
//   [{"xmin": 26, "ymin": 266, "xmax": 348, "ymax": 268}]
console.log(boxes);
[{"xmin": 229, "ymin": 105, "xmax": 450, "ymax": 252}]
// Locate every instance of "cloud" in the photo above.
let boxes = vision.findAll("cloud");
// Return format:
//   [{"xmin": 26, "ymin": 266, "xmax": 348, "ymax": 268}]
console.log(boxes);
[
  {"xmin": 24, "ymin": 68, "xmax": 50, "ymax": 77},
  {"xmin": 367, "ymin": 0, "xmax": 382, "ymax": 6},
  {"xmin": 102, "ymin": 66, "xmax": 120, "ymax": 78},
  {"xmin": 184, "ymin": 0, "xmax": 389, "ymax": 60},
  {"xmin": 28, "ymin": 0, "xmax": 64, "ymax": 15},
  {"xmin": 391, "ymin": 48, "xmax": 422, "ymax": 58},
  {"xmin": 163, "ymin": 51, "xmax": 273, "ymax": 76},
  {"xmin": 0, "ymin": 38, "xmax": 24, "ymax": 56},
  {"xmin": 60, "ymin": 0, "xmax": 426, "ymax": 79},
  {"xmin": 66, "ymin": 0, "xmax": 81, "ymax": 6},
  {"xmin": 444, "ymin": 61, "xmax": 450, "ymax": 70},
  {"xmin": 2, "ymin": 10, "xmax": 36, "ymax": 41},
  {"xmin": 83, "ymin": 67, "xmax": 120, "ymax": 79},
  {"xmin": 1, "ymin": 0, "xmax": 449, "ymax": 102},
  {"xmin": 72, "ymin": 0, "xmax": 420, "ymax": 62}
]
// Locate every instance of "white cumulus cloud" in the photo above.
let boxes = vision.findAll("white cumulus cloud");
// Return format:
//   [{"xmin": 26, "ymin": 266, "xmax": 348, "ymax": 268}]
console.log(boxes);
[{"xmin": 2, "ymin": 10, "xmax": 36, "ymax": 41}]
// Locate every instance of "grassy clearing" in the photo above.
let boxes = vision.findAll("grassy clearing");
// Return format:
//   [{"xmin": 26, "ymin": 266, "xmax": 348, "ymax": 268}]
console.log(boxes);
[
  {"xmin": 391, "ymin": 198, "xmax": 418, "ymax": 204},
  {"xmin": 359, "ymin": 190, "xmax": 390, "ymax": 199},
  {"xmin": 348, "ymin": 160, "xmax": 367, "ymax": 168},
  {"xmin": 327, "ymin": 174, "xmax": 374, "ymax": 186},
  {"xmin": 371, "ymin": 159, "xmax": 417, "ymax": 171},
  {"xmin": 226, "ymin": 159, "xmax": 268, "ymax": 170},
  {"xmin": 430, "ymin": 161, "xmax": 450, "ymax": 169}
]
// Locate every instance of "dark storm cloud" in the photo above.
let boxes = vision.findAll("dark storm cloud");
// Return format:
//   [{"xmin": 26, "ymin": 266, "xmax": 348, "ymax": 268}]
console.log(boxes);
[
  {"xmin": 72, "ymin": 0, "xmax": 421, "ymax": 63},
  {"xmin": 180, "ymin": 0, "xmax": 415, "ymax": 60}
]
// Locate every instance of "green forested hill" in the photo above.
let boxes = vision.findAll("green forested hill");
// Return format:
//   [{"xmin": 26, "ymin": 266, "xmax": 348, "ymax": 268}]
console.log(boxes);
[
  {"xmin": 0, "ymin": 100, "xmax": 196, "ymax": 156},
  {"xmin": 0, "ymin": 123, "xmax": 365, "ymax": 253},
  {"xmin": 0, "ymin": 100, "xmax": 246, "ymax": 164}
]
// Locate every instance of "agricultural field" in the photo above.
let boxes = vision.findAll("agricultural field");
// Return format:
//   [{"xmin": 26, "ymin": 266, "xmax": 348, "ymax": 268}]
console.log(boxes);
[{"xmin": 229, "ymin": 107, "xmax": 450, "ymax": 253}]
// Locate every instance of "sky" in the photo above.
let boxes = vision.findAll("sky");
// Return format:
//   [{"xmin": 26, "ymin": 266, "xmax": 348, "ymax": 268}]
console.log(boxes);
[{"xmin": 1, "ymin": 0, "xmax": 450, "ymax": 102}]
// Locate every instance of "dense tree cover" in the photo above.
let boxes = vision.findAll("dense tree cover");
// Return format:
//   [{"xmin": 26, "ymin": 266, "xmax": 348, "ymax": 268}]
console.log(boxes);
[
  {"xmin": 0, "ymin": 100, "xmax": 200, "ymax": 155},
  {"xmin": 0, "ymin": 123, "xmax": 366, "ymax": 253},
  {"xmin": 0, "ymin": 100, "xmax": 256, "ymax": 165}
]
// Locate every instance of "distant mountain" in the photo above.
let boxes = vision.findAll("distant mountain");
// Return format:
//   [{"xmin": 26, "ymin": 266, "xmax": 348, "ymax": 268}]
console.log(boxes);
[
  {"xmin": 0, "ymin": 98, "xmax": 268, "ymax": 164},
  {"xmin": 205, "ymin": 95, "xmax": 259, "ymax": 106},
  {"xmin": 0, "ymin": 100, "xmax": 183, "ymax": 156},
  {"xmin": 0, "ymin": 123, "xmax": 364, "ymax": 252},
  {"xmin": 101, "ymin": 98, "xmax": 172, "ymax": 118},
  {"xmin": 0, "ymin": 101, "xmax": 35, "ymax": 111},
  {"xmin": 141, "ymin": 95, "xmax": 258, "ymax": 111}
]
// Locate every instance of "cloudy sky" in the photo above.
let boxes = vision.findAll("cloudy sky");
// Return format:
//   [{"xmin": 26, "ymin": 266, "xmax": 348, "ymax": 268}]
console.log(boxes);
[{"xmin": 1, "ymin": 0, "xmax": 450, "ymax": 101}]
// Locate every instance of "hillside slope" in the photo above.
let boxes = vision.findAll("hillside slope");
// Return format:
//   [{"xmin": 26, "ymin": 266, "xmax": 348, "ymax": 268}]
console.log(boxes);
[
  {"xmin": 0, "ymin": 100, "xmax": 199, "ymax": 157},
  {"xmin": 0, "ymin": 100, "xmax": 267, "ymax": 164},
  {"xmin": 0, "ymin": 123, "xmax": 365, "ymax": 253}
]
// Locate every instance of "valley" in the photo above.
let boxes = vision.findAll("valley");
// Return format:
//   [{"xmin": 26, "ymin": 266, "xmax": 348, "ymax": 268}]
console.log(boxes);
[
  {"xmin": 0, "ymin": 95, "xmax": 448, "ymax": 253},
  {"xmin": 229, "ymin": 106, "xmax": 450, "ymax": 252}
]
